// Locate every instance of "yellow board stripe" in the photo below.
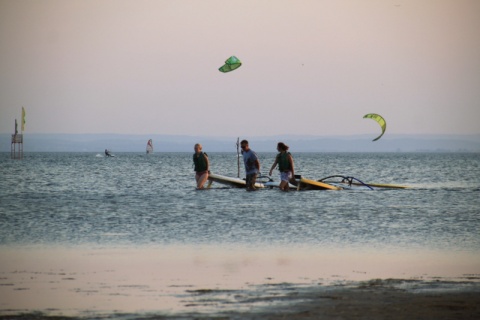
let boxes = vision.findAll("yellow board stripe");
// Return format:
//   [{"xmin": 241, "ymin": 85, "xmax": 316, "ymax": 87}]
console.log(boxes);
[{"xmin": 299, "ymin": 177, "xmax": 341, "ymax": 190}]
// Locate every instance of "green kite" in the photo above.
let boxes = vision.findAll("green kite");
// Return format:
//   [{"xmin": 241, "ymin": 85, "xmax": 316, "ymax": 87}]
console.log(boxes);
[{"xmin": 219, "ymin": 56, "xmax": 242, "ymax": 73}]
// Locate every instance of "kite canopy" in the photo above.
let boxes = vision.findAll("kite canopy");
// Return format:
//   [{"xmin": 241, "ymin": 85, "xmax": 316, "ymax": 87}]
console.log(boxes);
[
  {"xmin": 219, "ymin": 56, "xmax": 242, "ymax": 73},
  {"xmin": 363, "ymin": 113, "xmax": 386, "ymax": 141}
]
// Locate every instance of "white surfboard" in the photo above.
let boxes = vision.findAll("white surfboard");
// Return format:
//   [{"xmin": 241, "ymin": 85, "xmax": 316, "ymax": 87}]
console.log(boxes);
[{"xmin": 207, "ymin": 173, "xmax": 264, "ymax": 189}]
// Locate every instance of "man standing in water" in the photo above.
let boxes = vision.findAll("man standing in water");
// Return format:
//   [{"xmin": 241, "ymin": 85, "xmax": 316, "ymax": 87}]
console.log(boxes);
[{"xmin": 240, "ymin": 140, "xmax": 260, "ymax": 191}]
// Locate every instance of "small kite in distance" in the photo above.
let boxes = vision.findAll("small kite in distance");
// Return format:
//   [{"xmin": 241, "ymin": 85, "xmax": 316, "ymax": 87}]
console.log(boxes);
[
  {"xmin": 219, "ymin": 56, "xmax": 242, "ymax": 73},
  {"xmin": 363, "ymin": 113, "xmax": 386, "ymax": 141}
]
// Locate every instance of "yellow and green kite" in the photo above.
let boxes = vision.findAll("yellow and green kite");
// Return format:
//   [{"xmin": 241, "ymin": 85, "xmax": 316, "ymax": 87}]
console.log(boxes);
[{"xmin": 363, "ymin": 113, "xmax": 386, "ymax": 141}]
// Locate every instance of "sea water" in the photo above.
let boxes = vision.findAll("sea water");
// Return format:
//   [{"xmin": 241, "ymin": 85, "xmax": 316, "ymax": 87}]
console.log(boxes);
[
  {"xmin": 1, "ymin": 152, "xmax": 479, "ymax": 251},
  {"xmin": 1, "ymin": 152, "xmax": 480, "ymax": 316}
]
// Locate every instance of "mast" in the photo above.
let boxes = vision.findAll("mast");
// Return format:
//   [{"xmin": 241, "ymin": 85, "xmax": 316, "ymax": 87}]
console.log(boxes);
[
  {"xmin": 236, "ymin": 137, "xmax": 240, "ymax": 178},
  {"xmin": 11, "ymin": 107, "xmax": 25, "ymax": 159}
]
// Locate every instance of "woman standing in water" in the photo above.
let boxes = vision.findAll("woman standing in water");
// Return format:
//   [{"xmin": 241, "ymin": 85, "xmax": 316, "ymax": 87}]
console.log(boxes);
[
  {"xmin": 269, "ymin": 142, "xmax": 295, "ymax": 191},
  {"xmin": 193, "ymin": 143, "xmax": 209, "ymax": 189}
]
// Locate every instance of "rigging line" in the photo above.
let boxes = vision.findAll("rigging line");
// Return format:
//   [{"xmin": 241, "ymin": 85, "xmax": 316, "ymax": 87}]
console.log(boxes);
[{"xmin": 349, "ymin": 177, "xmax": 374, "ymax": 190}]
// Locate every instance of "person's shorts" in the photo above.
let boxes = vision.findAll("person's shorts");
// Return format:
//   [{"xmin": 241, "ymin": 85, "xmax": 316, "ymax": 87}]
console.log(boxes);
[
  {"xmin": 246, "ymin": 173, "xmax": 258, "ymax": 189},
  {"xmin": 195, "ymin": 171, "xmax": 208, "ymax": 178},
  {"xmin": 280, "ymin": 171, "xmax": 292, "ymax": 182}
]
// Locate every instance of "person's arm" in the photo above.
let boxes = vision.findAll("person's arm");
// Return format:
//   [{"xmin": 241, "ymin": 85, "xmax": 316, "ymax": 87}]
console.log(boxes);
[
  {"xmin": 288, "ymin": 154, "xmax": 294, "ymax": 176},
  {"xmin": 255, "ymin": 159, "xmax": 260, "ymax": 173},
  {"xmin": 269, "ymin": 158, "xmax": 278, "ymax": 176},
  {"xmin": 204, "ymin": 154, "xmax": 210, "ymax": 172}
]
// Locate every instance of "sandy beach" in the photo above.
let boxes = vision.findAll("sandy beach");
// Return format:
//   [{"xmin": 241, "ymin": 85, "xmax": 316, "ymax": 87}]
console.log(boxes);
[
  {"xmin": 1, "ymin": 281, "xmax": 479, "ymax": 320},
  {"xmin": 1, "ymin": 245, "xmax": 479, "ymax": 319}
]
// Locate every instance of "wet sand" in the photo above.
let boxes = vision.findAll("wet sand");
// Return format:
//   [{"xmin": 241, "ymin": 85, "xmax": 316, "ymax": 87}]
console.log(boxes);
[{"xmin": 1, "ymin": 245, "xmax": 479, "ymax": 319}]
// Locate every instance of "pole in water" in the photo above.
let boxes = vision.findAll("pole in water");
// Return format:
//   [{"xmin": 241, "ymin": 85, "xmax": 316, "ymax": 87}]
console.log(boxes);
[{"xmin": 237, "ymin": 137, "xmax": 241, "ymax": 178}]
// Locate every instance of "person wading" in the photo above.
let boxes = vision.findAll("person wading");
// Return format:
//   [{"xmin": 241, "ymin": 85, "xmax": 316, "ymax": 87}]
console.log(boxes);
[
  {"xmin": 240, "ymin": 140, "xmax": 260, "ymax": 191},
  {"xmin": 269, "ymin": 142, "xmax": 295, "ymax": 191},
  {"xmin": 193, "ymin": 143, "xmax": 209, "ymax": 189}
]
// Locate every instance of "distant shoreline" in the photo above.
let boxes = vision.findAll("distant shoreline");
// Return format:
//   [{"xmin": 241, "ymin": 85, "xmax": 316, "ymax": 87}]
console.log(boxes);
[{"xmin": 2, "ymin": 133, "xmax": 479, "ymax": 153}]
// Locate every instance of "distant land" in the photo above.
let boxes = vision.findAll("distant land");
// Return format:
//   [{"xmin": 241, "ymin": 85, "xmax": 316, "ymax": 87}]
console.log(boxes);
[{"xmin": 1, "ymin": 133, "xmax": 480, "ymax": 153}]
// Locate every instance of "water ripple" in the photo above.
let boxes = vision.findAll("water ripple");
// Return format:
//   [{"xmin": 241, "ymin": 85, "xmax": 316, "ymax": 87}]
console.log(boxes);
[{"xmin": 1, "ymin": 152, "xmax": 479, "ymax": 251}]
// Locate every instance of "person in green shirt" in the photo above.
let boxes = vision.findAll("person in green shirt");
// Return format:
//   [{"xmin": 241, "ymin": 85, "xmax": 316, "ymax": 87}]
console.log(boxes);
[
  {"xmin": 269, "ymin": 142, "xmax": 295, "ymax": 191},
  {"xmin": 193, "ymin": 143, "xmax": 209, "ymax": 189}
]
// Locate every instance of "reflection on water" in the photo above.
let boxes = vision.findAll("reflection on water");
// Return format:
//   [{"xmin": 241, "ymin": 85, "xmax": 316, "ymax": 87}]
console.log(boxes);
[{"xmin": 1, "ymin": 245, "xmax": 479, "ymax": 316}]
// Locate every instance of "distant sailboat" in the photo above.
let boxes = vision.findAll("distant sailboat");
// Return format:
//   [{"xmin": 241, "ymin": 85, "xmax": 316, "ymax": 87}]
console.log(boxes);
[{"xmin": 146, "ymin": 139, "xmax": 153, "ymax": 154}]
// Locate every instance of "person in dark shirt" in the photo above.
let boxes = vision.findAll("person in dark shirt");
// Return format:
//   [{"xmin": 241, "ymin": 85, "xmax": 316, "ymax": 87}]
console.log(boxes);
[
  {"xmin": 193, "ymin": 143, "xmax": 209, "ymax": 189},
  {"xmin": 269, "ymin": 142, "xmax": 295, "ymax": 191}
]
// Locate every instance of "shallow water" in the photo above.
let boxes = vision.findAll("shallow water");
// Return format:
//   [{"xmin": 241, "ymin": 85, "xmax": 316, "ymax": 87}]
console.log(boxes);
[
  {"xmin": 1, "ymin": 245, "xmax": 478, "ymax": 317},
  {"xmin": 1, "ymin": 152, "xmax": 479, "ymax": 316},
  {"xmin": 1, "ymin": 152, "xmax": 479, "ymax": 251}
]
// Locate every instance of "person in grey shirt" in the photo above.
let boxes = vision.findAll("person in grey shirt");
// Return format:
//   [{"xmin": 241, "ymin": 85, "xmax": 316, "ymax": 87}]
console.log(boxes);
[{"xmin": 240, "ymin": 140, "xmax": 260, "ymax": 191}]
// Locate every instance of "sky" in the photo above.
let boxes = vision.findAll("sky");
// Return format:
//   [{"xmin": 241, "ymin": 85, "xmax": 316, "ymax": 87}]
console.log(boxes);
[{"xmin": 1, "ymin": 0, "xmax": 479, "ymax": 138}]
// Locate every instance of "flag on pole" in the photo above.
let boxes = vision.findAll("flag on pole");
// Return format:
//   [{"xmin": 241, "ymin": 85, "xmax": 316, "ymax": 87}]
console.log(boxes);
[{"xmin": 21, "ymin": 107, "xmax": 26, "ymax": 132}]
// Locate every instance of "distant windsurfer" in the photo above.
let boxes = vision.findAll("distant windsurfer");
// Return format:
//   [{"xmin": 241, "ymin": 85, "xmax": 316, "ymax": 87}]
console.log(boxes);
[
  {"xmin": 193, "ymin": 143, "xmax": 209, "ymax": 189},
  {"xmin": 105, "ymin": 149, "xmax": 112, "ymax": 157}
]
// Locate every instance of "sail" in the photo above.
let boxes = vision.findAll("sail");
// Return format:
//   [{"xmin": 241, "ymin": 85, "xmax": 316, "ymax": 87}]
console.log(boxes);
[
  {"xmin": 21, "ymin": 107, "xmax": 26, "ymax": 132},
  {"xmin": 146, "ymin": 139, "xmax": 153, "ymax": 154}
]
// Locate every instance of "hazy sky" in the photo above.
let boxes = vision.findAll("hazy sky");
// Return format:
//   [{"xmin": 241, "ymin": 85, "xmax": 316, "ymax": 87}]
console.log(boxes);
[{"xmin": 1, "ymin": 0, "xmax": 479, "ymax": 137}]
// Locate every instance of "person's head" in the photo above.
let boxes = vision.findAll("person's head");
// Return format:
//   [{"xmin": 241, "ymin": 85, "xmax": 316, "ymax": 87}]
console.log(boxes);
[
  {"xmin": 277, "ymin": 142, "xmax": 289, "ymax": 152},
  {"xmin": 194, "ymin": 143, "xmax": 202, "ymax": 152},
  {"xmin": 240, "ymin": 140, "xmax": 250, "ymax": 152}
]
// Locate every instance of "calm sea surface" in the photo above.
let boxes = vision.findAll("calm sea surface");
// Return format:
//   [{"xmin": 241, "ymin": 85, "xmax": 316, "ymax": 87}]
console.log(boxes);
[{"xmin": 1, "ymin": 152, "xmax": 479, "ymax": 252}]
